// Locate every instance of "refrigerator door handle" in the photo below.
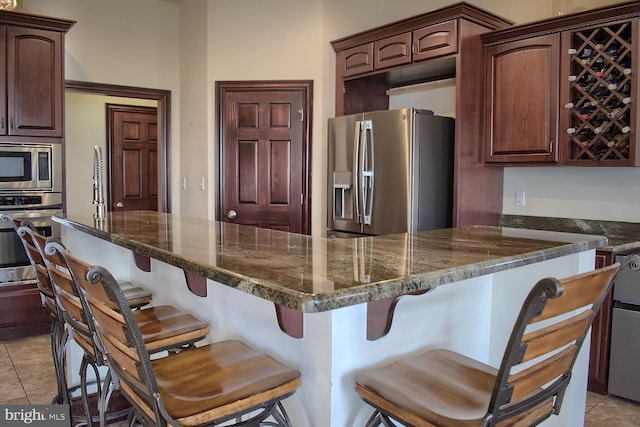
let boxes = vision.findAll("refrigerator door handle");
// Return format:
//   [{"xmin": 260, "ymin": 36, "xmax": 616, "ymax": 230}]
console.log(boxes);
[
  {"xmin": 353, "ymin": 121, "xmax": 362, "ymax": 224},
  {"xmin": 361, "ymin": 120, "xmax": 374, "ymax": 225}
]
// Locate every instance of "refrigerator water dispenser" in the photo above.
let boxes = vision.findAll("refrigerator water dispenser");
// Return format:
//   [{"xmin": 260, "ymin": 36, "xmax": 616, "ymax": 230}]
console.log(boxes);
[{"xmin": 333, "ymin": 171, "xmax": 352, "ymax": 220}]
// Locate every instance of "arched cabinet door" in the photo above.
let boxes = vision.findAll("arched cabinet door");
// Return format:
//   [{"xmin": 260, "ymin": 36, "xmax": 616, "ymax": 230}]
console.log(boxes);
[
  {"xmin": 484, "ymin": 33, "xmax": 560, "ymax": 164},
  {"xmin": 5, "ymin": 26, "xmax": 64, "ymax": 137}
]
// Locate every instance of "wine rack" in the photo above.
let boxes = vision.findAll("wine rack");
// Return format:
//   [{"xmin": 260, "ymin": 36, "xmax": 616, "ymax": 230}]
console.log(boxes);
[{"xmin": 566, "ymin": 21, "xmax": 634, "ymax": 162}]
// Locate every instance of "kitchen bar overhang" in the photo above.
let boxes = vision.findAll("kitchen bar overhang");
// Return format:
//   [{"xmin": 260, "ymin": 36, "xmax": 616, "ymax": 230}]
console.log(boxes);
[{"xmin": 52, "ymin": 211, "xmax": 607, "ymax": 339}]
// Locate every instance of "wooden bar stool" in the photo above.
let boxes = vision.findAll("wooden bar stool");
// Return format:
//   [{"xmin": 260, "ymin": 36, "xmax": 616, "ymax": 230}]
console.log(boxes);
[
  {"xmin": 62, "ymin": 245, "xmax": 302, "ymax": 427},
  {"xmin": 354, "ymin": 260, "xmax": 630, "ymax": 427},
  {"xmin": 26, "ymin": 231, "xmax": 209, "ymax": 427}
]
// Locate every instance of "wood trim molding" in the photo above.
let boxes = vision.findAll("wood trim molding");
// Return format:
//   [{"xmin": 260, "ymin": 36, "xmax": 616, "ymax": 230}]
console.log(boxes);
[
  {"xmin": 481, "ymin": 0, "xmax": 640, "ymax": 46},
  {"xmin": 331, "ymin": 2, "xmax": 512, "ymax": 52},
  {"xmin": 0, "ymin": 10, "xmax": 75, "ymax": 32}
]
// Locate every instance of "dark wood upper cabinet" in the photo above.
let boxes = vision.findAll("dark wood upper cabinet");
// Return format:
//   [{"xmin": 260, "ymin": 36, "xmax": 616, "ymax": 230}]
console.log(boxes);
[
  {"xmin": 485, "ymin": 34, "xmax": 560, "ymax": 163},
  {"xmin": 482, "ymin": 1, "xmax": 640, "ymax": 166},
  {"xmin": 331, "ymin": 3, "xmax": 512, "ymax": 228},
  {"xmin": 412, "ymin": 20, "xmax": 458, "ymax": 63},
  {"xmin": 374, "ymin": 32, "xmax": 411, "ymax": 70},
  {"xmin": 339, "ymin": 43, "xmax": 374, "ymax": 78},
  {"xmin": 0, "ymin": 11, "xmax": 74, "ymax": 140}
]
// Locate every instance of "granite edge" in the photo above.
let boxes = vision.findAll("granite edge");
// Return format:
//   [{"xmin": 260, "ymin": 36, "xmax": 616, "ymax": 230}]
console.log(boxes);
[{"xmin": 54, "ymin": 216, "xmax": 607, "ymax": 313}]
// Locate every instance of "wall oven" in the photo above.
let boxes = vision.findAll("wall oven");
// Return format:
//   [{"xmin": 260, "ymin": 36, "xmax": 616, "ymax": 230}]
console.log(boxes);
[
  {"xmin": 0, "ymin": 143, "xmax": 62, "ymax": 192},
  {"xmin": 0, "ymin": 142, "xmax": 63, "ymax": 286},
  {"xmin": 0, "ymin": 193, "xmax": 63, "ymax": 285}
]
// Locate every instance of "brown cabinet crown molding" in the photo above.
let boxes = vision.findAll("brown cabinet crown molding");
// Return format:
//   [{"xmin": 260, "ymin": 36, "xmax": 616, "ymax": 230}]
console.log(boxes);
[
  {"xmin": 331, "ymin": 2, "xmax": 512, "ymax": 52},
  {"xmin": 0, "ymin": 10, "xmax": 74, "ymax": 32},
  {"xmin": 482, "ymin": 0, "xmax": 640, "ymax": 46}
]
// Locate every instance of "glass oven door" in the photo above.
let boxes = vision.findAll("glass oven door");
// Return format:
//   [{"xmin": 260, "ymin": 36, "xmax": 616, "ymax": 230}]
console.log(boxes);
[{"xmin": 0, "ymin": 208, "xmax": 61, "ymax": 285}]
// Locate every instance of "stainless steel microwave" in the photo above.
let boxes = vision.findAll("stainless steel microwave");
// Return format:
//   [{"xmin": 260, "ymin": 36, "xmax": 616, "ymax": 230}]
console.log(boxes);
[{"xmin": 0, "ymin": 143, "xmax": 62, "ymax": 192}]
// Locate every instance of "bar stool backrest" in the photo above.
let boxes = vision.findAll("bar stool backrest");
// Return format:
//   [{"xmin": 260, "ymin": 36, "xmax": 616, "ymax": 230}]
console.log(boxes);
[
  {"xmin": 13, "ymin": 221, "xmax": 56, "ymax": 301},
  {"xmin": 487, "ymin": 261, "xmax": 622, "ymax": 425},
  {"xmin": 62, "ymin": 249, "xmax": 161, "ymax": 423},
  {"xmin": 34, "ymin": 235, "xmax": 100, "ymax": 359}
]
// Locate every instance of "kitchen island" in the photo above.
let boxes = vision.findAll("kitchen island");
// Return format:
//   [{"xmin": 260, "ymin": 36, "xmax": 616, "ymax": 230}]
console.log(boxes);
[{"xmin": 54, "ymin": 211, "xmax": 607, "ymax": 427}]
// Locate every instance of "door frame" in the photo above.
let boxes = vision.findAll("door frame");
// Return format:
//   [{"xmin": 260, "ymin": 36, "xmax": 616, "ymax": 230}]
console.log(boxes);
[
  {"xmin": 65, "ymin": 80, "xmax": 171, "ymax": 213},
  {"xmin": 216, "ymin": 80, "xmax": 313, "ymax": 234}
]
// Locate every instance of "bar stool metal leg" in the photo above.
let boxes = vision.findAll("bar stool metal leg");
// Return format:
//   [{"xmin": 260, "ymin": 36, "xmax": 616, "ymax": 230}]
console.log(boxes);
[{"xmin": 49, "ymin": 316, "xmax": 67, "ymax": 404}]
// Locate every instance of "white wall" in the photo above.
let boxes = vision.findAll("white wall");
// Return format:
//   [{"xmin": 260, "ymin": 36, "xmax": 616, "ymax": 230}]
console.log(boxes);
[{"xmin": 179, "ymin": 0, "xmax": 209, "ymax": 217}]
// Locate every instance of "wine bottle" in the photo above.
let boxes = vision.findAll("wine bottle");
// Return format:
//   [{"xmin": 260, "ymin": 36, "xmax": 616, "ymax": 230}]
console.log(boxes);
[
  {"xmin": 607, "ymin": 107, "xmax": 623, "ymax": 119},
  {"xmin": 591, "ymin": 57, "xmax": 606, "ymax": 68},
  {"xmin": 580, "ymin": 48, "xmax": 593, "ymax": 58},
  {"xmin": 619, "ymin": 82, "xmax": 631, "ymax": 95},
  {"xmin": 594, "ymin": 121, "xmax": 610, "ymax": 134},
  {"xmin": 581, "ymin": 73, "xmax": 596, "ymax": 84},
  {"xmin": 618, "ymin": 55, "xmax": 631, "ymax": 69}
]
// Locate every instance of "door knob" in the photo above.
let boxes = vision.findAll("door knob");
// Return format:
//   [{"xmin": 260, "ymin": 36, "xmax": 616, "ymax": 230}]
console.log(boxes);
[
  {"xmin": 227, "ymin": 210, "xmax": 237, "ymax": 219},
  {"xmin": 116, "ymin": 201, "xmax": 124, "ymax": 208}
]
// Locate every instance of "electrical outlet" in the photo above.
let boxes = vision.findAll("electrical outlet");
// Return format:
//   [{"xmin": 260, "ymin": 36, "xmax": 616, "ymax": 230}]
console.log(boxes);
[
  {"xmin": 515, "ymin": 190, "xmax": 525, "ymax": 206},
  {"xmin": 199, "ymin": 177, "xmax": 205, "ymax": 191},
  {"xmin": 182, "ymin": 177, "xmax": 187, "ymax": 190}
]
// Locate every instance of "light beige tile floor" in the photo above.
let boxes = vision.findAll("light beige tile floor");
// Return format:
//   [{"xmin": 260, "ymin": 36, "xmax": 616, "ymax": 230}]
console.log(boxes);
[{"xmin": 2, "ymin": 334, "xmax": 640, "ymax": 426}]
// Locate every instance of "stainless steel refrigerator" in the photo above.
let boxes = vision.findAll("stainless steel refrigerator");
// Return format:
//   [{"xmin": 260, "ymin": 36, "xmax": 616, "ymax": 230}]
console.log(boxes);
[{"xmin": 327, "ymin": 107, "xmax": 454, "ymax": 236}]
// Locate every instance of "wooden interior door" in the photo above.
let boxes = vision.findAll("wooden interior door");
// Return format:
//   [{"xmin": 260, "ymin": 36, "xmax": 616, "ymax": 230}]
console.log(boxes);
[
  {"xmin": 107, "ymin": 104, "xmax": 158, "ymax": 212},
  {"xmin": 218, "ymin": 81, "xmax": 312, "ymax": 234}
]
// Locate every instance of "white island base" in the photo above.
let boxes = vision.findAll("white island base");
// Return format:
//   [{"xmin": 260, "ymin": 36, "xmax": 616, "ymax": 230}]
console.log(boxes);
[{"xmin": 61, "ymin": 226, "xmax": 595, "ymax": 427}]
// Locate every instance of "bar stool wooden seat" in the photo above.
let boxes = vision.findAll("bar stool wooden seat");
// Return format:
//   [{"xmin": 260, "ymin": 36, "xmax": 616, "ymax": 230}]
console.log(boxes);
[
  {"xmin": 354, "ymin": 262, "xmax": 624, "ymax": 427},
  {"xmin": 62, "ymin": 246, "xmax": 302, "ymax": 427},
  {"xmin": 26, "ymin": 231, "xmax": 209, "ymax": 426}
]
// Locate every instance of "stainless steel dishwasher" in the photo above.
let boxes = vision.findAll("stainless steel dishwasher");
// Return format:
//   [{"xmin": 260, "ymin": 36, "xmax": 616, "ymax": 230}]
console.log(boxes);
[{"xmin": 608, "ymin": 255, "xmax": 640, "ymax": 402}]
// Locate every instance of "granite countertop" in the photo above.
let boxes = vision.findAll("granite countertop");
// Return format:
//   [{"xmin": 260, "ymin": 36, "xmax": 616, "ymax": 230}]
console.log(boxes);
[
  {"xmin": 501, "ymin": 215, "xmax": 640, "ymax": 253},
  {"xmin": 53, "ymin": 211, "xmax": 607, "ymax": 313}
]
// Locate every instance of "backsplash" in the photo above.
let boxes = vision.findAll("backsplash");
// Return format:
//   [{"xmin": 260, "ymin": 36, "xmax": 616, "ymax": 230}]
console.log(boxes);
[{"xmin": 501, "ymin": 214, "xmax": 640, "ymax": 240}]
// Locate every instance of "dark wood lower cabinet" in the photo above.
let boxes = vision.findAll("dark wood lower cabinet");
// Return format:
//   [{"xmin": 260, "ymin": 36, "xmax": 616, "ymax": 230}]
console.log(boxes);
[
  {"xmin": 588, "ymin": 250, "xmax": 637, "ymax": 394},
  {"xmin": 0, "ymin": 283, "xmax": 51, "ymax": 341}
]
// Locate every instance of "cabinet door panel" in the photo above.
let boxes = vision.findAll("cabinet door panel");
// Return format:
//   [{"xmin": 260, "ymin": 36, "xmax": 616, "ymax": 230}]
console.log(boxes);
[
  {"xmin": 412, "ymin": 20, "xmax": 458, "ymax": 62},
  {"xmin": 374, "ymin": 32, "xmax": 411, "ymax": 70},
  {"xmin": 339, "ymin": 43, "xmax": 374, "ymax": 78},
  {"xmin": 6, "ymin": 27, "xmax": 63, "ymax": 137},
  {"xmin": 485, "ymin": 34, "xmax": 560, "ymax": 163}
]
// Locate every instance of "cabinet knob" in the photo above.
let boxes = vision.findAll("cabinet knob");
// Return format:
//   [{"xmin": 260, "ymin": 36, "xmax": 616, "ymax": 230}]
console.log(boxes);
[
  {"xmin": 115, "ymin": 201, "xmax": 124, "ymax": 208},
  {"xmin": 227, "ymin": 210, "xmax": 237, "ymax": 219}
]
